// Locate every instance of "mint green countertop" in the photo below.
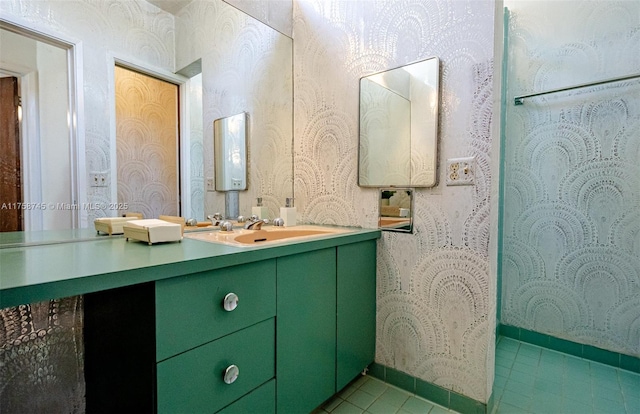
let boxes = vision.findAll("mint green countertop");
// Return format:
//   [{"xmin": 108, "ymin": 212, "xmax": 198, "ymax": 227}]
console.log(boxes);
[
  {"xmin": 0, "ymin": 226, "xmax": 380, "ymax": 309},
  {"xmin": 0, "ymin": 228, "xmax": 115, "ymax": 248}
]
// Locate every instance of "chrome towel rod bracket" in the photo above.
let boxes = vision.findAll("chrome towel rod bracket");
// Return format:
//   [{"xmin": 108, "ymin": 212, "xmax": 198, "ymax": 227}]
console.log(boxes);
[{"xmin": 514, "ymin": 72, "xmax": 640, "ymax": 105}]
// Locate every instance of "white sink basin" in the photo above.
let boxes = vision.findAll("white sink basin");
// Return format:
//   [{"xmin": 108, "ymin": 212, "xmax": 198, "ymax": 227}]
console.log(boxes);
[{"xmin": 185, "ymin": 225, "xmax": 351, "ymax": 247}]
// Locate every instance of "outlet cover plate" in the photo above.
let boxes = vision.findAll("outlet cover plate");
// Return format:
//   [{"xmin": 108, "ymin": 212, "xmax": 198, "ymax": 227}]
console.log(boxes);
[
  {"xmin": 90, "ymin": 172, "xmax": 108, "ymax": 187},
  {"xmin": 206, "ymin": 178, "xmax": 215, "ymax": 192},
  {"xmin": 446, "ymin": 157, "xmax": 475, "ymax": 186}
]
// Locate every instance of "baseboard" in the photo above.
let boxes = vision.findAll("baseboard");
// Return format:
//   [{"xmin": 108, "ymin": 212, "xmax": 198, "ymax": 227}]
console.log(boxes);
[
  {"xmin": 368, "ymin": 363, "xmax": 487, "ymax": 414},
  {"xmin": 498, "ymin": 324, "xmax": 640, "ymax": 374}
]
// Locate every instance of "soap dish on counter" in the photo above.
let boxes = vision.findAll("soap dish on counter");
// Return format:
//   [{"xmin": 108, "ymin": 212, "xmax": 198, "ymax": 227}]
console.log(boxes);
[
  {"xmin": 123, "ymin": 219, "xmax": 183, "ymax": 245},
  {"xmin": 95, "ymin": 216, "xmax": 141, "ymax": 235}
]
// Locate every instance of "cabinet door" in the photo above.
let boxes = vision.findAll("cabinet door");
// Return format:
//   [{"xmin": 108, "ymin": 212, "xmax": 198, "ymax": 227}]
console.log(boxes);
[
  {"xmin": 336, "ymin": 240, "xmax": 377, "ymax": 390},
  {"xmin": 276, "ymin": 248, "xmax": 336, "ymax": 414}
]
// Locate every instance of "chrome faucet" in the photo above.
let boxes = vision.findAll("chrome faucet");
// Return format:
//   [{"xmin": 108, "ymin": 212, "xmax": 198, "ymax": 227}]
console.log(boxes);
[
  {"xmin": 244, "ymin": 215, "xmax": 269, "ymax": 230},
  {"xmin": 207, "ymin": 213, "xmax": 223, "ymax": 226}
]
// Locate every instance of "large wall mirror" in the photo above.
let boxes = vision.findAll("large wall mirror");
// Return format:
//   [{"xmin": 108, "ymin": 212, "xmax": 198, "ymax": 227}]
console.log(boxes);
[
  {"xmin": 358, "ymin": 57, "xmax": 440, "ymax": 187},
  {"xmin": 0, "ymin": 0, "xmax": 293, "ymax": 239}
]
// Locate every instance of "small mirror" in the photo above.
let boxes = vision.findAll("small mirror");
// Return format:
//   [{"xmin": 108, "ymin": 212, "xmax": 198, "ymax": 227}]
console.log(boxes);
[
  {"xmin": 379, "ymin": 189, "xmax": 413, "ymax": 233},
  {"xmin": 214, "ymin": 112, "xmax": 247, "ymax": 191},
  {"xmin": 359, "ymin": 57, "xmax": 440, "ymax": 187}
]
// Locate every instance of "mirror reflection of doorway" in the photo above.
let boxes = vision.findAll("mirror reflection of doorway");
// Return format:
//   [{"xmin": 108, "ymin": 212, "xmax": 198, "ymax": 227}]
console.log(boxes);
[
  {"xmin": 1, "ymin": 23, "xmax": 76, "ymax": 231},
  {"xmin": 115, "ymin": 66, "xmax": 180, "ymax": 219}
]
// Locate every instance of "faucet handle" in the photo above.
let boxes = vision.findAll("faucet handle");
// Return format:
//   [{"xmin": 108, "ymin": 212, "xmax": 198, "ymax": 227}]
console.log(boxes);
[
  {"xmin": 219, "ymin": 221, "xmax": 234, "ymax": 232},
  {"xmin": 237, "ymin": 215, "xmax": 246, "ymax": 223},
  {"xmin": 250, "ymin": 214, "xmax": 259, "ymax": 221},
  {"xmin": 208, "ymin": 213, "xmax": 224, "ymax": 225},
  {"xmin": 273, "ymin": 217, "xmax": 285, "ymax": 227},
  {"xmin": 243, "ymin": 218, "xmax": 269, "ymax": 230}
]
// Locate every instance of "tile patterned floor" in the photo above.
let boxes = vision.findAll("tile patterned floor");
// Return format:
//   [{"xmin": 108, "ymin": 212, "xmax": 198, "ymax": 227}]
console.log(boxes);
[
  {"xmin": 314, "ymin": 338, "xmax": 639, "ymax": 414},
  {"xmin": 492, "ymin": 337, "xmax": 640, "ymax": 414},
  {"xmin": 313, "ymin": 375, "xmax": 458, "ymax": 414}
]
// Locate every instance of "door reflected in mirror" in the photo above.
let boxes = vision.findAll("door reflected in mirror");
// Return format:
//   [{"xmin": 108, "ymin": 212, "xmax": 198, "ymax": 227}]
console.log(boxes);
[
  {"xmin": 115, "ymin": 65, "xmax": 180, "ymax": 219},
  {"xmin": 359, "ymin": 57, "xmax": 440, "ymax": 187},
  {"xmin": 0, "ymin": 22, "xmax": 76, "ymax": 232},
  {"xmin": 379, "ymin": 189, "xmax": 413, "ymax": 233}
]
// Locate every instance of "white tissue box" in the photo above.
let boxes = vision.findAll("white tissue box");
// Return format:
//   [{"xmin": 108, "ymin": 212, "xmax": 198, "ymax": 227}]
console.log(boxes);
[
  {"xmin": 123, "ymin": 219, "xmax": 183, "ymax": 245},
  {"xmin": 94, "ymin": 217, "xmax": 140, "ymax": 235}
]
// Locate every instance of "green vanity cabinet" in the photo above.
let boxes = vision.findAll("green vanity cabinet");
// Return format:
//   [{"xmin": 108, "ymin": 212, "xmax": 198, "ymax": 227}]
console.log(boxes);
[
  {"xmin": 276, "ymin": 240, "xmax": 377, "ymax": 413},
  {"xmin": 154, "ymin": 240, "xmax": 375, "ymax": 414},
  {"xmin": 336, "ymin": 239, "xmax": 377, "ymax": 390},
  {"xmin": 1, "ymin": 226, "xmax": 380, "ymax": 414},
  {"xmin": 277, "ymin": 247, "xmax": 338, "ymax": 413}
]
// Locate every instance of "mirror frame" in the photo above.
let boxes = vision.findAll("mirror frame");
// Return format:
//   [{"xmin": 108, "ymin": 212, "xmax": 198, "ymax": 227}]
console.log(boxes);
[
  {"xmin": 0, "ymin": 18, "xmax": 84, "ymax": 230},
  {"xmin": 358, "ymin": 56, "xmax": 440, "ymax": 188}
]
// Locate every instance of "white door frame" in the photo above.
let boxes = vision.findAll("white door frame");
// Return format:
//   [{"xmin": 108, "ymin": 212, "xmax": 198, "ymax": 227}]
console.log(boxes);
[{"xmin": 0, "ymin": 17, "xmax": 84, "ymax": 230}]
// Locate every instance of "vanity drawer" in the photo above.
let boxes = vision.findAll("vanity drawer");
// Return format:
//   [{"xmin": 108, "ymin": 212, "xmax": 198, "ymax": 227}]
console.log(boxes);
[
  {"xmin": 217, "ymin": 379, "xmax": 275, "ymax": 413},
  {"xmin": 156, "ymin": 259, "xmax": 276, "ymax": 360},
  {"xmin": 157, "ymin": 318, "xmax": 275, "ymax": 414}
]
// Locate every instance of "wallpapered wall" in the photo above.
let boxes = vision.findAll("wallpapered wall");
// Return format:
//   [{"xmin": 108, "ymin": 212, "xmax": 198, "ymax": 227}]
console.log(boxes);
[
  {"xmin": 500, "ymin": 0, "xmax": 640, "ymax": 358},
  {"xmin": 224, "ymin": 0, "xmax": 293, "ymax": 37},
  {"xmin": 115, "ymin": 66, "xmax": 179, "ymax": 219},
  {"xmin": 292, "ymin": 0, "xmax": 497, "ymax": 402}
]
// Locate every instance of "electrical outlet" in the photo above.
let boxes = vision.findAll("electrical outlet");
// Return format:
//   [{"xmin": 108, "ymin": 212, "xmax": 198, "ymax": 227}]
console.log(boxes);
[
  {"xmin": 206, "ymin": 178, "xmax": 215, "ymax": 192},
  {"xmin": 446, "ymin": 157, "xmax": 475, "ymax": 186},
  {"xmin": 90, "ymin": 172, "xmax": 108, "ymax": 187},
  {"xmin": 232, "ymin": 178, "xmax": 243, "ymax": 189}
]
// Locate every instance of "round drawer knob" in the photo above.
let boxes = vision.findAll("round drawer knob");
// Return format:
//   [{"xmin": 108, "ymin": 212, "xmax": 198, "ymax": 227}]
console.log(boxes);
[
  {"xmin": 223, "ymin": 364, "xmax": 239, "ymax": 384},
  {"xmin": 223, "ymin": 292, "xmax": 239, "ymax": 311}
]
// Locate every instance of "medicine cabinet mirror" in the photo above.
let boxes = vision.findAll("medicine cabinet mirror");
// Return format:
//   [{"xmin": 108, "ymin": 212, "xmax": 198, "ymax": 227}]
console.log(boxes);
[
  {"xmin": 214, "ymin": 112, "xmax": 247, "ymax": 191},
  {"xmin": 358, "ymin": 57, "xmax": 440, "ymax": 187},
  {"xmin": 379, "ymin": 189, "xmax": 413, "ymax": 233}
]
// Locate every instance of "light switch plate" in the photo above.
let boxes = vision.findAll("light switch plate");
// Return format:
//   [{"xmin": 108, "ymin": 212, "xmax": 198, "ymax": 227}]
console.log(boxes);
[{"xmin": 446, "ymin": 157, "xmax": 475, "ymax": 186}]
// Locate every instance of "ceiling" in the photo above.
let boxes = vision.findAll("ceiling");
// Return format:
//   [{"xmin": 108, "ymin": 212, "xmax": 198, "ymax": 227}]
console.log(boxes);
[{"xmin": 146, "ymin": 0, "xmax": 193, "ymax": 15}]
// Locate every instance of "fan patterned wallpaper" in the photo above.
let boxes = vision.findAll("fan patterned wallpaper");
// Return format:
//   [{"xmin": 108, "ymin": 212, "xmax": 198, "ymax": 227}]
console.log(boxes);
[
  {"xmin": 293, "ymin": 0, "xmax": 496, "ymax": 402},
  {"xmin": 115, "ymin": 66, "xmax": 179, "ymax": 219},
  {"xmin": 224, "ymin": 0, "xmax": 293, "ymax": 37},
  {"xmin": 501, "ymin": 0, "xmax": 640, "ymax": 358}
]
